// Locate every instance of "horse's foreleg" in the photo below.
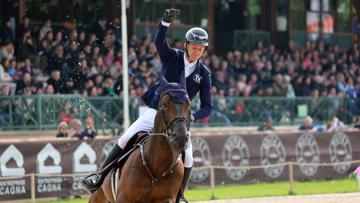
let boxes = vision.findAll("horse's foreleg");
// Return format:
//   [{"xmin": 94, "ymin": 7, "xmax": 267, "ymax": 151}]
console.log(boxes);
[{"xmin": 88, "ymin": 187, "xmax": 107, "ymax": 203}]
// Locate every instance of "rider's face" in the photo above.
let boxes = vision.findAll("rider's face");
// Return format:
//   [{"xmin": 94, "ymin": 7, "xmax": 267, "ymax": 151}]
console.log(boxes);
[{"xmin": 185, "ymin": 42, "xmax": 206, "ymax": 63}]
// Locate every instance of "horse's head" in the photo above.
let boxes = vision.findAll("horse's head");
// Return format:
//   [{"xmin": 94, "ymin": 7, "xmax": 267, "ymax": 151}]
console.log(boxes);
[{"xmin": 155, "ymin": 77, "xmax": 191, "ymax": 152}]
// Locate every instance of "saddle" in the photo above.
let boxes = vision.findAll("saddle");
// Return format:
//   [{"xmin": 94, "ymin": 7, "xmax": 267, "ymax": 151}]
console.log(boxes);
[
  {"xmin": 110, "ymin": 131, "xmax": 149, "ymax": 198},
  {"xmin": 116, "ymin": 131, "xmax": 149, "ymax": 169}
]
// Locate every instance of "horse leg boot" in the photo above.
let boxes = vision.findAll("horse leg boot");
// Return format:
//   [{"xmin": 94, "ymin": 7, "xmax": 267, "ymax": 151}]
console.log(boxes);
[
  {"xmin": 176, "ymin": 167, "xmax": 192, "ymax": 203},
  {"xmin": 81, "ymin": 144, "xmax": 123, "ymax": 193}
]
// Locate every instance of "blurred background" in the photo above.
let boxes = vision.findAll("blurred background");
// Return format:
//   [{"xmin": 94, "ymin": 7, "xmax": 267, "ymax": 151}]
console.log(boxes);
[{"xmin": 0, "ymin": 0, "xmax": 359, "ymax": 133}]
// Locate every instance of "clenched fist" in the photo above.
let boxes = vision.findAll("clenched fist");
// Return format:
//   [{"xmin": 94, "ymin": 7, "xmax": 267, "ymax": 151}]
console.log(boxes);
[{"xmin": 163, "ymin": 8, "xmax": 180, "ymax": 23}]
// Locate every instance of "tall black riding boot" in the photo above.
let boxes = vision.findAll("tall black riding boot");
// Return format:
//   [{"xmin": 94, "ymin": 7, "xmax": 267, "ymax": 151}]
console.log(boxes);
[
  {"xmin": 176, "ymin": 167, "xmax": 192, "ymax": 203},
  {"xmin": 81, "ymin": 144, "xmax": 122, "ymax": 193}
]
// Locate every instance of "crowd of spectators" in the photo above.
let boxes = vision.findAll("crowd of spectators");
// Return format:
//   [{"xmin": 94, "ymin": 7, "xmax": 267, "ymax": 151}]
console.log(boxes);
[
  {"xmin": 0, "ymin": 16, "xmax": 359, "ymax": 99},
  {"xmin": 0, "ymin": 15, "xmax": 360, "ymax": 128},
  {"xmin": 56, "ymin": 116, "xmax": 96, "ymax": 139}
]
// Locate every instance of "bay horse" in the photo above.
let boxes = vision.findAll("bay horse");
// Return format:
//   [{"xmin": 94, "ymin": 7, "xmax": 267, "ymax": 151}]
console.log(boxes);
[{"xmin": 88, "ymin": 81, "xmax": 191, "ymax": 203}]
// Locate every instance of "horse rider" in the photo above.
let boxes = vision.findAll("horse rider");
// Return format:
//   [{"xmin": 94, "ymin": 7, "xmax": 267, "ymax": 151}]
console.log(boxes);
[{"xmin": 82, "ymin": 8, "xmax": 213, "ymax": 202}]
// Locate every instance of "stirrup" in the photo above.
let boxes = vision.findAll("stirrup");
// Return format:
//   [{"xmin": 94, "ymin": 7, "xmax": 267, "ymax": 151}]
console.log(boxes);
[{"xmin": 81, "ymin": 173, "xmax": 102, "ymax": 194}]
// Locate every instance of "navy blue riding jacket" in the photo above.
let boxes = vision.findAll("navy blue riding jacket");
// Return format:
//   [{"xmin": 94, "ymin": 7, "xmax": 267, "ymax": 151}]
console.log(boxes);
[{"xmin": 141, "ymin": 23, "xmax": 213, "ymax": 121}]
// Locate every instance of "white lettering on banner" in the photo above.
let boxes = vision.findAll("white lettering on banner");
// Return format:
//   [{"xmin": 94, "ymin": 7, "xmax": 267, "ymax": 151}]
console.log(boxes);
[
  {"xmin": 0, "ymin": 179, "xmax": 26, "ymax": 195},
  {"xmin": 37, "ymin": 183, "xmax": 61, "ymax": 193},
  {"xmin": 37, "ymin": 143, "xmax": 62, "ymax": 174},
  {"xmin": 0, "ymin": 145, "xmax": 25, "ymax": 176},
  {"xmin": 0, "ymin": 185, "xmax": 26, "ymax": 195},
  {"xmin": 73, "ymin": 142, "xmax": 97, "ymax": 173},
  {"xmin": 36, "ymin": 177, "xmax": 62, "ymax": 193}
]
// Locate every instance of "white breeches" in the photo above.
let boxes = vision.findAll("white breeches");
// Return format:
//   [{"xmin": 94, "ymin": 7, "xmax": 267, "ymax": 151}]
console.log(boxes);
[{"xmin": 117, "ymin": 108, "xmax": 193, "ymax": 168}]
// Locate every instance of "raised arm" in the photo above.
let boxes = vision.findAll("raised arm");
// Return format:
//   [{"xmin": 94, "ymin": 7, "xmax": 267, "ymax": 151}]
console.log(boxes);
[{"xmin": 154, "ymin": 9, "xmax": 180, "ymax": 62}]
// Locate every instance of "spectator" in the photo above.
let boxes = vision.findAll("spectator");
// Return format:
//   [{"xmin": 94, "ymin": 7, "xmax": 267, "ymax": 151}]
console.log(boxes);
[
  {"xmin": 1, "ymin": 18, "xmax": 16, "ymax": 43},
  {"xmin": 258, "ymin": 116, "xmax": 275, "ymax": 131},
  {"xmin": 18, "ymin": 30, "xmax": 37, "ymax": 60},
  {"xmin": 110, "ymin": 17, "xmax": 122, "ymax": 41},
  {"xmin": 22, "ymin": 58, "xmax": 36, "ymax": 76},
  {"xmin": 326, "ymin": 116, "xmax": 345, "ymax": 132},
  {"xmin": 0, "ymin": 40, "xmax": 14, "ymax": 61},
  {"xmin": 82, "ymin": 116, "xmax": 96, "ymax": 139},
  {"xmin": 45, "ymin": 84, "xmax": 54, "ymax": 94},
  {"xmin": 56, "ymin": 121, "xmax": 69, "ymax": 138},
  {"xmin": 352, "ymin": 15, "xmax": 360, "ymax": 36},
  {"xmin": 7, "ymin": 58, "xmax": 16, "ymax": 79},
  {"xmin": 0, "ymin": 84, "xmax": 11, "ymax": 126},
  {"xmin": 299, "ymin": 116, "xmax": 316, "ymax": 132},
  {"xmin": 46, "ymin": 45, "xmax": 65, "ymax": 74},
  {"xmin": 353, "ymin": 116, "xmax": 360, "ymax": 129},
  {"xmin": 15, "ymin": 73, "xmax": 33, "ymax": 94},
  {"xmin": 40, "ymin": 19, "xmax": 53, "ymax": 37},
  {"xmin": 47, "ymin": 70, "xmax": 62, "ymax": 93},
  {"xmin": 283, "ymin": 75, "xmax": 295, "ymax": 98},
  {"xmin": 0, "ymin": 58, "xmax": 11, "ymax": 82},
  {"xmin": 94, "ymin": 18, "xmax": 107, "ymax": 44},
  {"xmin": 18, "ymin": 16, "xmax": 31, "ymax": 40},
  {"xmin": 69, "ymin": 119, "xmax": 83, "ymax": 139}
]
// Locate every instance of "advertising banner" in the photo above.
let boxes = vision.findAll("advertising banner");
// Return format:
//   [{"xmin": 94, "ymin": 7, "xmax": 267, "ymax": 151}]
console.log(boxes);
[{"xmin": 0, "ymin": 131, "xmax": 359, "ymax": 201}]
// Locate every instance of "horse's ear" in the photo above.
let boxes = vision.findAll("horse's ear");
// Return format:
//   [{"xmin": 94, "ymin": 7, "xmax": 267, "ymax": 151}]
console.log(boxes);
[{"xmin": 159, "ymin": 75, "xmax": 169, "ymax": 85}]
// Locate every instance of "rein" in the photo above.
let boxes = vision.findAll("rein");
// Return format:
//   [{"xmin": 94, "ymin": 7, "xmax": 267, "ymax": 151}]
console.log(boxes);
[
  {"xmin": 139, "ymin": 89, "xmax": 189, "ymax": 189},
  {"xmin": 136, "ymin": 133, "xmax": 182, "ymax": 188}
]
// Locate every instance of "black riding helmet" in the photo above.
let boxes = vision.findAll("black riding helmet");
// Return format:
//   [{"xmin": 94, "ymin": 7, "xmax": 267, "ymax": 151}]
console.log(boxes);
[{"xmin": 185, "ymin": 27, "xmax": 208, "ymax": 46}]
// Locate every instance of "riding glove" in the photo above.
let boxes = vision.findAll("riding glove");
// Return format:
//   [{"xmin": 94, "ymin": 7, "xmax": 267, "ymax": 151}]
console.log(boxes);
[{"xmin": 163, "ymin": 8, "xmax": 180, "ymax": 23}]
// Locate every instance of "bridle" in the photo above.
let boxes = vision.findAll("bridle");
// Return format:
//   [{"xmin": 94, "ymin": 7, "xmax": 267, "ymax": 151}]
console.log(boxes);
[
  {"xmin": 138, "ymin": 88, "xmax": 191, "ymax": 189},
  {"xmin": 159, "ymin": 88, "xmax": 191, "ymax": 133}
]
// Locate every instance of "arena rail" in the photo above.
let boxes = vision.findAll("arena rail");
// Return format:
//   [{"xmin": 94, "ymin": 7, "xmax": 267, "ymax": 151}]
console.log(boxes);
[
  {"xmin": 1, "ymin": 160, "xmax": 359, "ymax": 203},
  {"xmin": 0, "ymin": 94, "xmax": 358, "ymax": 131}
]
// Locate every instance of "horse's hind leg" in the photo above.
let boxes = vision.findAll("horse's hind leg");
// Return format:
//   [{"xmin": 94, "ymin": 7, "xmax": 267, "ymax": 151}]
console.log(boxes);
[{"xmin": 88, "ymin": 188, "xmax": 108, "ymax": 203}]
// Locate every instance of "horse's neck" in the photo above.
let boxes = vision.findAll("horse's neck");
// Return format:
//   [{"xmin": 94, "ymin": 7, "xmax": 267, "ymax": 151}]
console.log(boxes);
[{"xmin": 144, "ymin": 134, "xmax": 178, "ymax": 176}]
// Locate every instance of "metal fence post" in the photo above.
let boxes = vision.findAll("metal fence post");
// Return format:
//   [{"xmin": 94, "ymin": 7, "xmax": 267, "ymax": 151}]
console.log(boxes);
[
  {"xmin": 210, "ymin": 166, "xmax": 216, "ymax": 199},
  {"xmin": 37, "ymin": 95, "xmax": 42, "ymax": 129},
  {"xmin": 288, "ymin": 162, "xmax": 295, "ymax": 195}
]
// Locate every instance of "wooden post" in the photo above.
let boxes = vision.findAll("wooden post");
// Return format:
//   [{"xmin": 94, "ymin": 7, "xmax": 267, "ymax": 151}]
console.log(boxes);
[
  {"xmin": 288, "ymin": 162, "xmax": 294, "ymax": 195},
  {"xmin": 31, "ymin": 174, "xmax": 35, "ymax": 203},
  {"xmin": 210, "ymin": 166, "xmax": 216, "ymax": 200}
]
